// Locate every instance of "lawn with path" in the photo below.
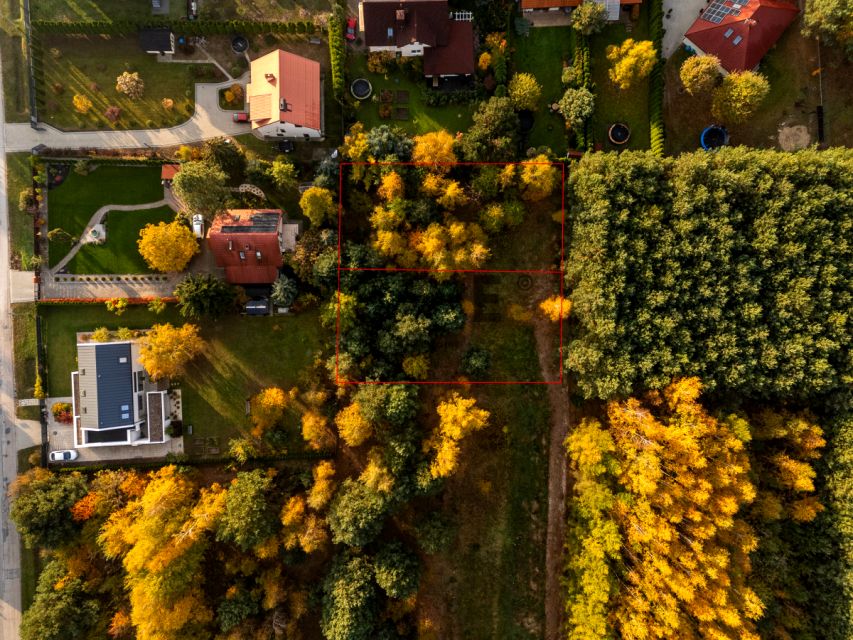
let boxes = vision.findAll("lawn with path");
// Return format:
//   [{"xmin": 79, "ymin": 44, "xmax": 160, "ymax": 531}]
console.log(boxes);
[
  {"xmin": 39, "ymin": 304, "xmax": 322, "ymax": 451},
  {"xmin": 513, "ymin": 26, "xmax": 574, "ymax": 155},
  {"xmin": 39, "ymin": 35, "xmax": 221, "ymax": 131},
  {"xmin": 47, "ymin": 164, "xmax": 163, "ymax": 267},
  {"xmin": 589, "ymin": 6, "xmax": 651, "ymax": 150},
  {"xmin": 349, "ymin": 54, "xmax": 475, "ymax": 135},
  {"xmin": 65, "ymin": 205, "xmax": 174, "ymax": 274}
]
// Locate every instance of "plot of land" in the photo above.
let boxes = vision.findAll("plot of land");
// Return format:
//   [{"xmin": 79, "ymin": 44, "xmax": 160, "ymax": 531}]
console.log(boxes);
[
  {"xmin": 6, "ymin": 153, "xmax": 34, "ymax": 269},
  {"xmin": 589, "ymin": 6, "xmax": 651, "ymax": 150},
  {"xmin": 32, "ymin": 0, "xmax": 183, "ymax": 22},
  {"xmin": 39, "ymin": 304, "xmax": 322, "ymax": 450},
  {"xmin": 47, "ymin": 164, "xmax": 163, "ymax": 267},
  {"xmin": 65, "ymin": 205, "xmax": 175, "ymax": 274},
  {"xmin": 12, "ymin": 303, "xmax": 39, "ymax": 420},
  {"xmin": 513, "ymin": 26, "xmax": 574, "ymax": 155},
  {"xmin": 349, "ymin": 55, "xmax": 475, "ymax": 135},
  {"xmin": 39, "ymin": 35, "xmax": 220, "ymax": 131}
]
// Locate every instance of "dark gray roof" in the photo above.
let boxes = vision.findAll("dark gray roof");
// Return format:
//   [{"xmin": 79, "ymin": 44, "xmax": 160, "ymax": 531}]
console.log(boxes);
[
  {"xmin": 94, "ymin": 343, "xmax": 134, "ymax": 429},
  {"xmin": 221, "ymin": 212, "xmax": 281, "ymax": 234},
  {"xmin": 139, "ymin": 27, "xmax": 173, "ymax": 52}
]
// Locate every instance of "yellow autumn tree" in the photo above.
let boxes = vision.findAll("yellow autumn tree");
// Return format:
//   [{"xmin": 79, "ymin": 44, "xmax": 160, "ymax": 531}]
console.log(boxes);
[
  {"xmin": 137, "ymin": 220, "xmax": 199, "ymax": 273},
  {"xmin": 606, "ymin": 39, "xmax": 657, "ymax": 90},
  {"xmin": 250, "ymin": 387, "xmax": 288, "ymax": 437},
  {"xmin": 377, "ymin": 170, "xmax": 405, "ymax": 201},
  {"xmin": 360, "ymin": 447, "xmax": 395, "ymax": 493},
  {"xmin": 72, "ymin": 94, "xmax": 93, "ymax": 114},
  {"xmin": 437, "ymin": 180, "xmax": 468, "ymax": 210},
  {"xmin": 412, "ymin": 220, "xmax": 490, "ymax": 273},
  {"xmin": 302, "ymin": 411, "xmax": 335, "ymax": 451},
  {"xmin": 307, "ymin": 461, "xmax": 337, "ymax": 511},
  {"xmin": 138, "ymin": 323, "xmax": 205, "ymax": 380},
  {"xmin": 403, "ymin": 354, "xmax": 429, "ymax": 380},
  {"xmin": 412, "ymin": 131, "xmax": 457, "ymax": 172},
  {"xmin": 429, "ymin": 393, "xmax": 491, "ymax": 478},
  {"xmin": 519, "ymin": 155, "xmax": 560, "ymax": 202},
  {"xmin": 281, "ymin": 495, "xmax": 327, "ymax": 553},
  {"xmin": 335, "ymin": 402, "xmax": 372, "ymax": 447},
  {"xmin": 421, "ymin": 173, "xmax": 447, "ymax": 197},
  {"xmin": 539, "ymin": 295, "xmax": 571, "ymax": 322},
  {"xmin": 477, "ymin": 51, "xmax": 492, "ymax": 71},
  {"xmin": 299, "ymin": 187, "xmax": 336, "ymax": 227}
]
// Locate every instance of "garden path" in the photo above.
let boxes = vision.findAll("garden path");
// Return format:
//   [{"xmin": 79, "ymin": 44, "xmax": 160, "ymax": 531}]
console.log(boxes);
[
  {"xmin": 3, "ymin": 73, "xmax": 252, "ymax": 152},
  {"xmin": 50, "ymin": 197, "xmax": 172, "ymax": 273},
  {"xmin": 40, "ymin": 272, "xmax": 183, "ymax": 300}
]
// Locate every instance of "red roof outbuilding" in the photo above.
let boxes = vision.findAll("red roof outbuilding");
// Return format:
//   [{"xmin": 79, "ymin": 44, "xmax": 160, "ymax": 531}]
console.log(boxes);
[
  {"xmin": 683, "ymin": 0, "xmax": 799, "ymax": 74},
  {"xmin": 207, "ymin": 210, "xmax": 284, "ymax": 285},
  {"xmin": 161, "ymin": 164, "xmax": 180, "ymax": 181},
  {"xmin": 423, "ymin": 20, "xmax": 475, "ymax": 77}
]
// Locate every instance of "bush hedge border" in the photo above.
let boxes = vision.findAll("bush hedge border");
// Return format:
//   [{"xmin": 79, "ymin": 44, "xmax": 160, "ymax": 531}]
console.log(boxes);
[{"xmin": 649, "ymin": 0, "xmax": 665, "ymax": 156}]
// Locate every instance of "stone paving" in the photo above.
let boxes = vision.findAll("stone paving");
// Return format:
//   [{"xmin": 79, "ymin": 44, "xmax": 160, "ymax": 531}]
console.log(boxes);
[{"xmin": 41, "ymin": 272, "xmax": 182, "ymax": 299}]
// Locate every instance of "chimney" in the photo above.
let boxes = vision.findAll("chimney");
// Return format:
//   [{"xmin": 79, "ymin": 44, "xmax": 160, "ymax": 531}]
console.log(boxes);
[{"xmin": 396, "ymin": 8, "xmax": 406, "ymax": 22}]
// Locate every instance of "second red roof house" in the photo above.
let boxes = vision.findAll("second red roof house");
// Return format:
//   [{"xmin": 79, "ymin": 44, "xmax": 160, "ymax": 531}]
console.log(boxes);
[{"xmin": 207, "ymin": 210, "xmax": 286, "ymax": 285}]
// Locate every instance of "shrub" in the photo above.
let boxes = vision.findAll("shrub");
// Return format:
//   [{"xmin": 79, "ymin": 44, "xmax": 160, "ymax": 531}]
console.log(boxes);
[
  {"xmin": 328, "ymin": 5, "xmax": 346, "ymax": 100},
  {"xmin": 115, "ymin": 71, "xmax": 144, "ymax": 99},
  {"xmin": 104, "ymin": 106, "xmax": 121, "ymax": 122},
  {"xmin": 367, "ymin": 51, "xmax": 393, "ymax": 73}
]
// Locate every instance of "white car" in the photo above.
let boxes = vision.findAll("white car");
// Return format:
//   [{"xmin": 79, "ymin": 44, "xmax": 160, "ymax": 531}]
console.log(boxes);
[
  {"xmin": 192, "ymin": 214, "xmax": 205, "ymax": 239},
  {"xmin": 49, "ymin": 450, "xmax": 78, "ymax": 462}
]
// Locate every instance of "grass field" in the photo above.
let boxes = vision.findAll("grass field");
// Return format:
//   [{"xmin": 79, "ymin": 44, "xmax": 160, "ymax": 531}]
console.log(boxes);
[
  {"xmin": 32, "ymin": 0, "xmax": 183, "ymax": 22},
  {"xmin": 513, "ymin": 26, "xmax": 574, "ymax": 155},
  {"xmin": 589, "ymin": 6, "xmax": 651, "ymax": 151},
  {"xmin": 349, "ymin": 55, "xmax": 475, "ymax": 135},
  {"xmin": 7, "ymin": 153, "xmax": 35, "ymax": 269},
  {"xmin": 65, "ymin": 205, "xmax": 174, "ymax": 274},
  {"xmin": 0, "ymin": 22, "xmax": 28, "ymax": 122},
  {"xmin": 421, "ymin": 320, "xmax": 549, "ymax": 637},
  {"xmin": 39, "ymin": 35, "xmax": 220, "ymax": 131},
  {"xmin": 47, "ymin": 164, "xmax": 163, "ymax": 267},
  {"xmin": 39, "ymin": 304, "xmax": 323, "ymax": 449},
  {"xmin": 12, "ymin": 303, "xmax": 38, "ymax": 420}
]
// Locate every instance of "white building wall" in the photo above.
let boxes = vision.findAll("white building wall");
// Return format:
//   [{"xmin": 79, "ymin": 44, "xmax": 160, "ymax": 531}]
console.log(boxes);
[{"xmin": 256, "ymin": 121, "xmax": 323, "ymax": 140}]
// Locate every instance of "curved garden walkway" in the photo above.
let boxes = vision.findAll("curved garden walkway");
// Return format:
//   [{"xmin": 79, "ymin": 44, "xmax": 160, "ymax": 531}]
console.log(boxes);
[{"xmin": 51, "ymin": 198, "xmax": 171, "ymax": 272}]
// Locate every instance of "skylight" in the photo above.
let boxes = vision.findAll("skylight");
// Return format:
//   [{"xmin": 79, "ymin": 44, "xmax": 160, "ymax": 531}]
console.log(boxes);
[
  {"xmin": 732, "ymin": 35, "xmax": 743, "ymax": 45},
  {"xmin": 724, "ymin": 28, "xmax": 734, "ymax": 38}
]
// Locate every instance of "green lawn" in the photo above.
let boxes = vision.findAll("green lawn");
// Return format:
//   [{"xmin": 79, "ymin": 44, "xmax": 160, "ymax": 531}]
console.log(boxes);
[
  {"xmin": 7, "ymin": 153, "xmax": 35, "ymax": 269},
  {"xmin": 432, "ymin": 321, "xmax": 550, "ymax": 637},
  {"xmin": 0, "ymin": 24, "xmax": 28, "ymax": 122},
  {"xmin": 39, "ymin": 303, "xmax": 323, "ymax": 449},
  {"xmin": 65, "ymin": 205, "xmax": 174, "ymax": 274},
  {"xmin": 349, "ymin": 54, "xmax": 475, "ymax": 135},
  {"xmin": 32, "ymin": 0, "xmax": 183, "ymax": 22},
  {"xmin": 12, "ymin": 303, "xmax": 38, "ymax": 419},
  {"xmin": 589, "ymin": 6, "xmax": 651, "ymax": 150},
  {"xmin": 513, "ymin": 26, "xmax": 574, "ymax": 155},
  {"xmin": 47, "ymin": 164, "xmax": 163, "ymax": 267},
  {"xmin": 39, "ymin": 35, "xmax": 221, "ymax": 131}
]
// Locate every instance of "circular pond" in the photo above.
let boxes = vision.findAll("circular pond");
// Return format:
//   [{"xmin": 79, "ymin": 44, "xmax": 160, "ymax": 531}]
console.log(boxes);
[
  {"xmin": 231, "ymin": 36, "xmax": 249, "ymax": 53},
  {"xmin": 701, "ymin": 125, "xmax": 729, "ymax": 150},
  {"xmin": 608, "ymin": 123, "xmax": 631, "ymax": 145},
  {"xmin": 350, "ymin": 78, "xmax": 373, "ymax": 100}
]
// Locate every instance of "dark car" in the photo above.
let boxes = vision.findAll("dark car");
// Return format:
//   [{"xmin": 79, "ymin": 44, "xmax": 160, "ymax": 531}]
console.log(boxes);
[
  {"xmin": 277, "ymin": 140, "xmax": 295, "ymax": 153},
  {"xmin": 233, "ymin": 112, "xmax": 249, "ymax": 122},
  {"xmin": 244, "ymin": 298, "xmax": 270, "ymax": 316},
  {"xmin": 346, "ymin": 17, "xmax": 357, "ymax": 41}
]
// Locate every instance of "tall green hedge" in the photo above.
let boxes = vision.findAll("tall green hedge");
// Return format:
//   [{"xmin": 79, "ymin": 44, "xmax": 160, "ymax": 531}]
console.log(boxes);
[
  {"xmin": 328, "ymin": 4, "xmax": 346, "ymax": 101},
  {"xmin": 567, "ymin": 147, "xmax": 853, "ymax": 400},
  {"xmin": 648, "ymin": 0, "xmax": 665, "ymax": 156}
]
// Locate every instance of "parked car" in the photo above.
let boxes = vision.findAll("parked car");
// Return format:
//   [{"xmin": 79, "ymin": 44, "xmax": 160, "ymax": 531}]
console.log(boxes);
[
  {"xmin": 188, "ymin": 0, "xmax": 198, "ymax": 19},
  {"xmin": 49, "ymin": 450, "xmax": 78, "ymax": 462},
  {"xmin": 346, "ymin": 17, "xmax": 357, "ymax": 41},
  {"xmin": 244, "ymin": 298, "xmax": 270, "ymax": 316},
  {"xmin": 277, "ymin": 140, "xmax": 295, "ymax": 153},
  {"xmin": 233, "ymin": 112, "xmax": 249, "ymax": 122},
  {"xmin": 192, "ymin": 214, "xmax": 204, "ymax": 239}
]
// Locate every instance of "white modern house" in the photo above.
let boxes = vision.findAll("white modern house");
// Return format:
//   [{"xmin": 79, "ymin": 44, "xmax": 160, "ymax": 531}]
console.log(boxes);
[{"xmin": 71, "ymin": 336, "xmax": 174, "ymax": 448}]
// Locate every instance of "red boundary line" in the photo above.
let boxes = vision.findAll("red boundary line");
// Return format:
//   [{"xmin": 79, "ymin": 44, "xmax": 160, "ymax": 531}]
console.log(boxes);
[{"xmin": 335, "ymin": 161, "xmax": 566, "ymax": 386}]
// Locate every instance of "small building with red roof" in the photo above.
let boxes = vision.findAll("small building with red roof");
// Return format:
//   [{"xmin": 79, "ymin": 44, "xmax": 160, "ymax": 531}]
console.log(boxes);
[
  {"xmin": 247, "ymin": 50, "xmax": 324, "ymax": 140},
  {"xmin": 207, "ymin": 210, "xmax": 288, "ymax": 285},
  {"xmin": 683, "ymin": 0, "xmax": 799, "ymax": 74},
  {"xmin": 160, "ymin": 163, "xmax": 180, "ymax": 185}
]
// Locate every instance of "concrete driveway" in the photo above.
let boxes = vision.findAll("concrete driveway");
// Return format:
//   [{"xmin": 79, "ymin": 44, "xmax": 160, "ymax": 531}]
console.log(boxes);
[{"xmin": 663, "ymin": 0, "xmax": 708, "ymax": 58}]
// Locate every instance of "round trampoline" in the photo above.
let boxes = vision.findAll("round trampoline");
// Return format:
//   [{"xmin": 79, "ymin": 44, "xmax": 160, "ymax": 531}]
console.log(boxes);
[
  {"xmin": 608, "ymin": 123, "xmax": 630, "ymax": 145},
  {"xmin": 231, "ymin": 36, "xmax": 249, "ymax": 54},
  {"xmin": 350, "ymin": 78, "xmax": 373, "ymax": 100},
  {"xmin": 701, "ymin": 125, "xmax": 729, "ymax": 150}
]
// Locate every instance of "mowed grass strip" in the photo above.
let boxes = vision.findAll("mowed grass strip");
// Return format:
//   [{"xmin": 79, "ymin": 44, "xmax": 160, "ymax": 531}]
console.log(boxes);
[
  {"xmin": 47, "ymin": 164, "xmax": 163, "ymax": 267},
  {"xmin": 6, "ymin": 153, "xmax": 35, "ymax": 267},
  {"xmin": 39, "ymin": 304, "xmax": 322, "ymax": 446},
  {"xmin": 12, "ymin": 303, "xmax": 39, "ymax": 419},
  {"xmin": 66, "ymin": 205, "xmax": 174, "ymax": 274}
]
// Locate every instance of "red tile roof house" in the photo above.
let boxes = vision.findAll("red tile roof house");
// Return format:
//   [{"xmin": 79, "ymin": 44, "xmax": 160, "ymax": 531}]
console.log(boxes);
[
  {"xmin": 683, "ymin": 0, "xmax": 799, "ymax": 74},
  {"xmin": 358, "ymin": 0, "xmax": 476, "ymax": 78},
  {"xmin": 247, "ymin": 49, "xmax": 324, "ymax": 140},
  {"xmin": 207, "ymin": 210, "xmax": 295, "ymax": 285}
]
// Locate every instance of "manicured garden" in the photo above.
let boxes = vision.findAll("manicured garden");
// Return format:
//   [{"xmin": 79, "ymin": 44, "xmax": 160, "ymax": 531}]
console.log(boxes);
[
  {"xmin": 39, "ymin": 303, "xmax": 322, "ymax": 447},
  {"xmin": 588, "ymin": 8, "xmax": 651, "ymax": 151},
  {"xmin": 47, "ymin": 164, "xmax": 163, "ymax": 267},
  {"xmin": 349, "ymin": 54, "xmax": 476, "ymax": 135},
  {"xmin": 65, "ymin": 205, "xmax": 175, "ymax": 274},
  {"xmin": 38, "ymin": 35, "xmax": 221, "ymax": 131},
  {"xmin": 513, "ymin": 26, "xmax": 574, "ymax": 154}
]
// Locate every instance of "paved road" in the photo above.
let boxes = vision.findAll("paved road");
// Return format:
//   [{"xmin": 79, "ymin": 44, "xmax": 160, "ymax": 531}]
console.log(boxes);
[
  {"xmin": 4, "ymin": 73, "xmax": 252, "ymax": 152},
  {"xmin": 0, "ymin": 43, "xmax": 23, "ymax": 640}
]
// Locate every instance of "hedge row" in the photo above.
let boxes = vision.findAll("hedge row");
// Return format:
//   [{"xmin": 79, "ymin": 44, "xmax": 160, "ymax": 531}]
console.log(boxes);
[
  {"xmin": 32, "ymin": 19, "xmax": 317, "ymax": 36},
  {"xmin": 574, "ymin": 33, "xmax": 593, "ymax": 152},
  {"xmin": 649, "ymin": 0, "xmax": 665, "ymax": 156},
  {"xmin": 421, "ymin": 85, "xmax": 484, "ymax": 107},
  {"xmin": 38, "ymin": 297, "xmax": 177, "ymax": 305},
  {"xmin": 328, "ymin": 5, "xmax": 346, "ymax": 101},
  {"xmin": 39, "ymin": 153, "xmax": 166, "ymax": 165}
]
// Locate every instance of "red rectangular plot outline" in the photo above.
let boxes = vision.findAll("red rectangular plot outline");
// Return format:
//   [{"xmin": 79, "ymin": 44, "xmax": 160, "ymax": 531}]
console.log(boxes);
[{"xmin": 336, "ymin": 161, "xmax": 566, "ymax": 386}]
